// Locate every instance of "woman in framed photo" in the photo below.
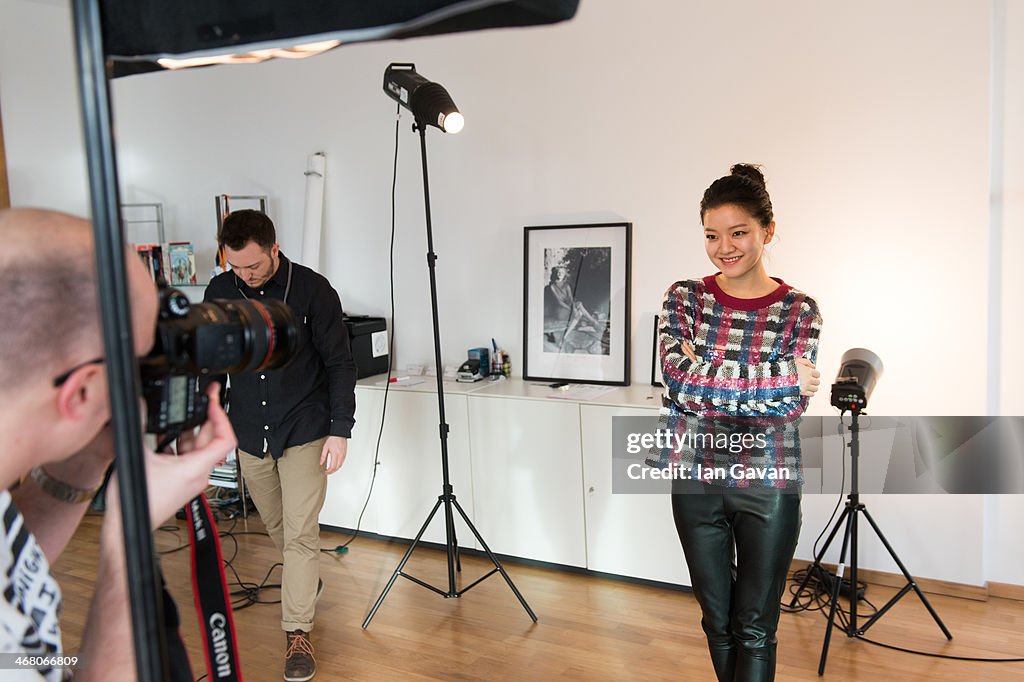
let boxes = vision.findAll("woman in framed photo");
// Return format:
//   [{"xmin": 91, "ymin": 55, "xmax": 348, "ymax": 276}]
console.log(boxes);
[
  {"xmin": 657, "ymin": 164, "xmax": 822, "ymax": 681},
  {"xmin": 544, "ymin": 264, "xmax": 605, "ymax": 353}
]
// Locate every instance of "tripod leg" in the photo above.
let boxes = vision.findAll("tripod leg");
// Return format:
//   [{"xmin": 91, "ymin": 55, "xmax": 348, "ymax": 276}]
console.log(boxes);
[
  {"xmin": 789, "ymin": 505, "xmax": 851, "ymax": 607},
  {"xmin": 819, "ymin": 508, "xmax": 855, "ymax": 676},
  {"xmin": 362, "ymin": 497, "xmax": 444, "ymax": 628},
  {"xmin": 447, "ymin": 503, "xmax": 462, "ymax": 573},
  {"xmin": 858, "ymin": 508, "xmax": 953, "ymax": 640},
  {"xmin": 451, "ymin": 497, "xmax": 538, "ymax": 622}
]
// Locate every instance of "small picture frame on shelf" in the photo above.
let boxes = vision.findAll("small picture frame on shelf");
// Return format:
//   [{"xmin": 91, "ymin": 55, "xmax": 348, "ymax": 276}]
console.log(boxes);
[{"xmin": 522, "ymin": 222, "xmax": 631, "ymax": 386}]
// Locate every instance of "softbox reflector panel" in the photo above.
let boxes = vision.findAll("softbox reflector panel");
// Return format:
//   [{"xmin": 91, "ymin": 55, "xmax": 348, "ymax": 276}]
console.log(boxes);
[{"xmin": 101, "ymin": 0, "xmax": 579, "ymax": 76}]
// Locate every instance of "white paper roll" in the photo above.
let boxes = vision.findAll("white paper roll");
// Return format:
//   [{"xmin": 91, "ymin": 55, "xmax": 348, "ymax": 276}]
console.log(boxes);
[{"xmin": 301, "ymin": 152, "xmax": 326, "ymax": 268}]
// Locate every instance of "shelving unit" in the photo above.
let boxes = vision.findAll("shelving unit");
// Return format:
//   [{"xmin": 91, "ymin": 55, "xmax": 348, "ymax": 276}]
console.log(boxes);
[{"xmin": 121, "ymin": 202, "xmax": 165, "ymax": 244}]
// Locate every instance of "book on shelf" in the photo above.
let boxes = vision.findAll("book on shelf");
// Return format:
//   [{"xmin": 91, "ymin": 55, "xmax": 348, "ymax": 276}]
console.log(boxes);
[
  {"xmin": 133, "ymin": 243, "xmax": 168, "ymax": 284},
  {"xmin": 209, "ymin": 460, "xmax": 238, "ymax": 484},
  {"xmin": 150, "ymin": 244, "xmax": 167, "ymax": 285},
  {"xmin": 167, "ymin": 241, "xmax": 198, "ymax": 286}
]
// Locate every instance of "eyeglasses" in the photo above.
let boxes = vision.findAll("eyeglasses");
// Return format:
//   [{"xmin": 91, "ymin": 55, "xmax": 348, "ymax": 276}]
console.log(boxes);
[{"xmin": 52, "ymin": 357, "xmax": 105, "ymax": 387}]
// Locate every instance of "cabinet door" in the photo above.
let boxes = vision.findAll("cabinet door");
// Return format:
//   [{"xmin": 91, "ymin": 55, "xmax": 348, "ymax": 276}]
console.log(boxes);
[
  {"xmin": 320, "ymin": 386, "xmax": 384, "ymax": 533},
  {"xmin": 468, "ymin": 397, "xmax": 586, "ymax": 567},
  {"xmin": 367, "ymin": 391, "xmax": 476, "ymax": 548},
  {"xmin": 581, "ymin": 404, "xmax": 690, "ymax": 586}
]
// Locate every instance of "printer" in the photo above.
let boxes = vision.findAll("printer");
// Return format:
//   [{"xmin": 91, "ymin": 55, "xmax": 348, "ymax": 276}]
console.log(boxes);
[{"xmin": 342, "ymin": 315, "xmax": 389, "ymax": 379}]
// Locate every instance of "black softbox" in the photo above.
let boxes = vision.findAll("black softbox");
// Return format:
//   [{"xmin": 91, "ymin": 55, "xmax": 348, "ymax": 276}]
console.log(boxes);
[{"xmin": 103, "ymin": 0, "xmax": 580, "ymax": 76}]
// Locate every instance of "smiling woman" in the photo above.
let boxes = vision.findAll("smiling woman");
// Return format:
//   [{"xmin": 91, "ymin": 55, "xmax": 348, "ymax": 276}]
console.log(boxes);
[{"xmin": 656, "ymin": 163, "xmax": 823, "ymax": 682}]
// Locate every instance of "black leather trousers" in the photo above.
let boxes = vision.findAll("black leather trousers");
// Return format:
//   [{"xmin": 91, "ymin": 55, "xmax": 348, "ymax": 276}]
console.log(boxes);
[{"xmin": 671, "ymin": 481, "xmax": 801, "ymax": 682}]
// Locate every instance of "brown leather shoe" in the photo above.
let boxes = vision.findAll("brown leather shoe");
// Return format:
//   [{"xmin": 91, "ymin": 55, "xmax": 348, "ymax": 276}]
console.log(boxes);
[{"xmin": 284, "ymin": 629, "xmax": 316, "ymax": 681}]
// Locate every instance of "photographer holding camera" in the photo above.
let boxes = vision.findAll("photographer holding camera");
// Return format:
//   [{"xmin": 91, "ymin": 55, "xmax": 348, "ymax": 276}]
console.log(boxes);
[
  {"xmin": 0, "ymin": 208, "xmax": 237, "ymax": 681},
  {"xmin": 205, "ymin": 209, "xmax": 357, "ymax": 682}
]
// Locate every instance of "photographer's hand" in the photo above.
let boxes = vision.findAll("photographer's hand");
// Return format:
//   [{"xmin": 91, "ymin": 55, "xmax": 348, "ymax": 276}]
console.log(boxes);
[
  {"xmin": 321, "ymin": 435, "xmax": 348, "ymax": 475},
  {"xmin": 107, "ymin": 383, "xmax": 236, "ymax": 528},
  {"xmin": 796, "ymin": 357, "xmax": 821, "ymax": 397}
]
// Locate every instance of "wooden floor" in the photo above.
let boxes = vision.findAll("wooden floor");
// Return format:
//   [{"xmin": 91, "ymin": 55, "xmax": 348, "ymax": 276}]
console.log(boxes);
[{"xmin": 53, "ymin": 510, "xmax": 1024, "ymax": 681}]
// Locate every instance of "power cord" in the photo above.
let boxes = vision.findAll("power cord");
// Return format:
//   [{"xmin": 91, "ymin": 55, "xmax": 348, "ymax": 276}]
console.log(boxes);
[
  {"xmin": 320, "ymin": 102, "xmax": 402, "ymax": 557},
  {"xmin": 157, "ymin": 495, "xmax": 283, "ymax": 609}
]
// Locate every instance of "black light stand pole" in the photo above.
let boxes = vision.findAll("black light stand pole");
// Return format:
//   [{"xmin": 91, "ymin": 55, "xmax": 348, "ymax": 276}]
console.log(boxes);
[
  {"xmin": 418, "ymin": 117, "xmax": 458, "ymax": 595},
  {"xmin": 72, "ymin": 0, "xmax": 168, "ymax": 679},
  {"xmin": 789, "ymin": 408, "xmax": 952, "ymax": 676},
  {"xmin": 363, "ymin": 121, "xmax": 537, "ymax": 628},
  {"xmin": 815, "ymin": 409, "xmax": 860, "ymax": 675}
]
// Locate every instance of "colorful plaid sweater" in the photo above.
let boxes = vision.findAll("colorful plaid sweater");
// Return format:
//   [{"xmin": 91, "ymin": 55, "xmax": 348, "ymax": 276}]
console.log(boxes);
[{"xmin": 653, "ymin": 275, "xmax": 822, "ymax": 487}]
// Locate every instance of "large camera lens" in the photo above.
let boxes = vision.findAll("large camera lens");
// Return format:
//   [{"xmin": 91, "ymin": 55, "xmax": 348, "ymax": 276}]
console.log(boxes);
[
  {"xmin": 187, "ymin": 298, "xmax": 299, "ymax": 374},
  {"xmin": 144, "ymin": 291, "xmax": 300, "ymax": 377}
]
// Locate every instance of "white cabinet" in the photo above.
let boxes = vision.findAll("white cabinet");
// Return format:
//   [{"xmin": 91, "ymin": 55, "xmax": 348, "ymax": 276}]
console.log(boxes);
[
  {"xmin": 324, "ymin": 380, "xmax": 672, "ymax": 578},
  {"xmin": 580, "ymin": 404, "xmax": 689, "ymax": 586},
  {"xmin": 467, "ymin": 396, "xmax": 587, "ymax": 567}
]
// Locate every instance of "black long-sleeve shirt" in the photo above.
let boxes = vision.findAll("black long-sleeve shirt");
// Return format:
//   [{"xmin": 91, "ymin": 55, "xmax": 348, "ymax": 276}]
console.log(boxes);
[{"xmin": 204, "ymin": 253, "xmax": 357, "ymax": 459}]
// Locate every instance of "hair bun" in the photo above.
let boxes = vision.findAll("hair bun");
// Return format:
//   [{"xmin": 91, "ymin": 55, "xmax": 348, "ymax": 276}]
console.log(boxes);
[{"xmin": 730, "ymin": 163, "xmax": 766, "ymax": 189}]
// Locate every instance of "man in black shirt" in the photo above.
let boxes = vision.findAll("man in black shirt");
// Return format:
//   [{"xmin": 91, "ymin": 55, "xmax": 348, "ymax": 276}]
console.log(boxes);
[{"xmin": 205, "ymin": 210, "xmax": 357, "ymax": 682}]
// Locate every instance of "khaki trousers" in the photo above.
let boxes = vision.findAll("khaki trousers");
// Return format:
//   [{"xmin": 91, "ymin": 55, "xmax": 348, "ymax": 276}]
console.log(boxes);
[{"xmin": 239, "ymin": 438, "xmax": 327, "ymax": 632}]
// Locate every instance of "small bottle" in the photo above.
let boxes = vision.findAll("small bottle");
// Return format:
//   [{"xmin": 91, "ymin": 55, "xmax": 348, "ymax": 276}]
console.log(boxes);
[{"xmin": 502, "ymin": 352, "xmax": 511, "ymax": 378}]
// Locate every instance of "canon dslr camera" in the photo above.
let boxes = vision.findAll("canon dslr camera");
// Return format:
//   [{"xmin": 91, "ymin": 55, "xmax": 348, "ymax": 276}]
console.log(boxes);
[{"xmin": 140, "ymin": 286, "xmax": 299, "ymax": 434}]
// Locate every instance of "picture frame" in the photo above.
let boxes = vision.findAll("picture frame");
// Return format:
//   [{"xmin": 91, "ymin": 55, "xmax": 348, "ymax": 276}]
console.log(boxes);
[
  {"xmin": 651, "ymin": 314, "xmax": 663, "ymax": 387},
  {"xmin": 523, "ymin": 222, "xmax": 631, "ymax": 385}
]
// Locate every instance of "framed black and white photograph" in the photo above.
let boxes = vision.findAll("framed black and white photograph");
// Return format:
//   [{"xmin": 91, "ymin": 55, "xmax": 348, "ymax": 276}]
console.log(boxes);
[{"xmin": 523, "ymin": 223, "xmax": 631, "ymax": 385}]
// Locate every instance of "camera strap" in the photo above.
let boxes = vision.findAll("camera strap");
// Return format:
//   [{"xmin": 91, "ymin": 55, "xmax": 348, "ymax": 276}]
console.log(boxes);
[{"xmin": 186, "ymin": 493, "xmax": 244, "ymax": 682}]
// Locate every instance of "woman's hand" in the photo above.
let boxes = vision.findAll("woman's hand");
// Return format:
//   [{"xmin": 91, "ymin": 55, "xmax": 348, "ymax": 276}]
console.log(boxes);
[{"xmin": 795, "ymin": 357, "xmax": 821, "ymax": 397}]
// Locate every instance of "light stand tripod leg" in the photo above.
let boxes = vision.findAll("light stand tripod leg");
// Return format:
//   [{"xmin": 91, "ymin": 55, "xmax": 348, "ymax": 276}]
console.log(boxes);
[
  {"xmin": 857, "ymin": 508, "xmax": 952, "ymax": 639},
  {"xmin": 818, "ymin": 505, "xmax": 855, "ymax": 676},
  {"xmin": 451, "ymin": 497, "xmax": 538, "ymax": 621},
  {"xmin": 445, "ymin": 499, "xmax": 462, "ymax": 574},
  {"xmin": 362, "ymin": 497, "xmax": 445, "ymax": 628},
  {"xmin": 789, "ymin": 504, "xmax": 852, "ymax": 608}
]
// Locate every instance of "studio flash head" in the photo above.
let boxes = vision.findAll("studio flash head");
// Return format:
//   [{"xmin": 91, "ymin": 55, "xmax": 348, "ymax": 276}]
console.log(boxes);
[
  {"xmin": 830, "ymin": 347, "xmax": 884, "ymax": 412},
  {"xmin": 383, "ymin": 63, "xmax": 464, "ymax": 133}
]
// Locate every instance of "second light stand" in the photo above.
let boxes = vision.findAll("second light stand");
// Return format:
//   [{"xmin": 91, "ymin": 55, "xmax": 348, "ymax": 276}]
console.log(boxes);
[
  {"xmin": 362, "ymin": 120, "xmax": 537, "ymax": 628},
  {"xmin": 791, "ymin": 408, "xmax": 952, "ymax": 675}
]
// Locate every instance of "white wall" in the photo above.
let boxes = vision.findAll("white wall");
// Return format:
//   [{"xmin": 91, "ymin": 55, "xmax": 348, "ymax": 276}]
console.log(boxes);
[
  {"xmin": 0, "ymin": 0, "xmax": 88, "ymax": 211},
  {"xmin": 986, "ymin": 0, "xmax": 1024, "ymax": 587},
  {"xmin": 2, "ymin": 0, "xmax": 1021, "ymax": 586}
]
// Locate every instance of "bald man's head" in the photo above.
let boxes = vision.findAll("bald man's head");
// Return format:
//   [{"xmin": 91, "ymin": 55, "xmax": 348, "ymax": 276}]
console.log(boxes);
[{"xmin": 0, "ymin": 208, "xmax": 157, "ymax": 392}]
